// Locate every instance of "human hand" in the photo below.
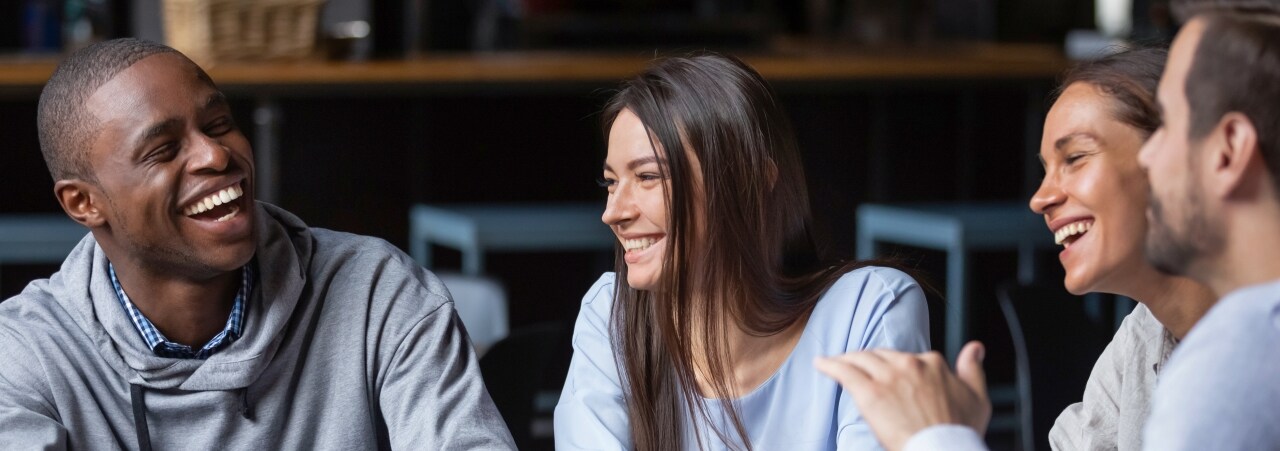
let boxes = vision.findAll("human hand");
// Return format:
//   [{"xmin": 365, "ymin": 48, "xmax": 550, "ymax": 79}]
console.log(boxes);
[{"xmin": 814, "ymin": 341, "xmax": 991, "ymax": 451}]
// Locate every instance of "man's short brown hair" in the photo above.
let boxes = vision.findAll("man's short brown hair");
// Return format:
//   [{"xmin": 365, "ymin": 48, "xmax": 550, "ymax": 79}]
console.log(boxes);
[
  {"xmin": 1170, "ymin": 0, "xmax": 1280, "ymax": 23},
  {"xmin": 1185, "ymin": 13, "xmax": 1280, "ymax": 183}
]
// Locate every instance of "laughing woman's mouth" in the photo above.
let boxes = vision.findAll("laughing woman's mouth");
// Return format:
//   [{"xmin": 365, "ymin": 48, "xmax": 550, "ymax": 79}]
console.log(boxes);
[
  {"xmin": 623, "ymin": 237, "xmax": 659, "ymax": 251},
  {"xmin": 1054, "ymin": 220, "xmax": 1093, "ymax": 248}
]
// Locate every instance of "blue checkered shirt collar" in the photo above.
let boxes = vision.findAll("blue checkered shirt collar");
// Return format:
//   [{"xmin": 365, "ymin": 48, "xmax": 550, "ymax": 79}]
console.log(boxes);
[{"xmin": 107, "ymin": 262, "xmax": 252, "ymax": 360}]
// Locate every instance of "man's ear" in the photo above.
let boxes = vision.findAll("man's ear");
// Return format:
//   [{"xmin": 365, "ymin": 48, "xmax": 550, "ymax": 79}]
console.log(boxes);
[
  {"xmin": 1208, "ymin": 112, "xmax": 1264, "ymax": 200},
  {"xmin": 54, "ymin": 179, "xmax": 107, "ymax": 228}
]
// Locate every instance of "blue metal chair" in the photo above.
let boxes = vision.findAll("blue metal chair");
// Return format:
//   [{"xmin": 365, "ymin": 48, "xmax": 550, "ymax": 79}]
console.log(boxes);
[
  {"xmin": 0, "ymin": 214, "xmax": 86, "ymax": 292},
  {"xmin": 408, "ymin": 203, "xmax": 615, "ymax": 275},
  {"xmin": 856, "ymin": 202, "xmax": 1054, "ymax": 360}
]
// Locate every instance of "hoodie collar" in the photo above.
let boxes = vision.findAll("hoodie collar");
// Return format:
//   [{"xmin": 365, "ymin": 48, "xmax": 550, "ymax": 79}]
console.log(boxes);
[{"xmin": 56, "ymin": 202, "xmax": 313, "ymax": 391}]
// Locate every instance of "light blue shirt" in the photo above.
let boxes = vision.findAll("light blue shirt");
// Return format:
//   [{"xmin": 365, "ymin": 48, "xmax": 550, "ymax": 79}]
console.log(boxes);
[
  {"xmin": 904, "ymin": 278, "xmax": 1280, "ymax": 451},
  {"xmin": 554, "ymin": 267, "xmax": 931, "ymax": 450},
  {"xmin": 1142, "ymin": 278, "xmax": 1280, "ymax": 450}
]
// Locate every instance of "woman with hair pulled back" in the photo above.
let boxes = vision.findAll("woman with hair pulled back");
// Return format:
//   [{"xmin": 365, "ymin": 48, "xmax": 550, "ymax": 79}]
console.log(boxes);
[{"xmin": 553, "ymin": 53, "xmax": 931, "ymax": 450}]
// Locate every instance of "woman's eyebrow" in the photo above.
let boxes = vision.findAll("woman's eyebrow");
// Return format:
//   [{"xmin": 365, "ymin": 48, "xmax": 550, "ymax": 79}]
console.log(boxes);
[
  {"xmin": 603, "ymin": 156, "xmax": 664, "ymax": 173},
  {"xmin": 627, "ymin": 156, "xmax": 660, "ymax": 171},
  {"xmin": 1054, "ymin": 132, "xmax": 1097, "ymax": 150}
]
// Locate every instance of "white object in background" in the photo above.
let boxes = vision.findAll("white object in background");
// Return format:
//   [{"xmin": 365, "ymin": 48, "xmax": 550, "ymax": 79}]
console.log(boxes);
[
  {"xmin": 1097, "ymin": 0, "xmax": 1133, "ymax": 38},
  {"xmin": 435, "ymin": 272, "xmax": 509, "ymax": 356}
]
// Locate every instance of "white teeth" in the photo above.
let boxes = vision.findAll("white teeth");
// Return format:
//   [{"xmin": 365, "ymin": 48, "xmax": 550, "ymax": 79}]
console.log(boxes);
[
  {"xmin": 215, "ymin": 205, "xmax": 240, "ymax": 222},
  {"xmin": 1054, "ymin": 220, "xmax": 1093, "ymax": 246},
  {"xmin": 622, "ymin": 237, "xmax": 658, "ymax": 251},
  {"xmin": 184, "ymin": 184, "xmax": 244, "ymax": 217}
]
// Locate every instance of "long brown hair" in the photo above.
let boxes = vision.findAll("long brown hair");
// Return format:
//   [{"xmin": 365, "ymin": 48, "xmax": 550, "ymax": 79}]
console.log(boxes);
[{"xmin": 602, "ymin": 53, "xmax": 881, "ymax": 450}]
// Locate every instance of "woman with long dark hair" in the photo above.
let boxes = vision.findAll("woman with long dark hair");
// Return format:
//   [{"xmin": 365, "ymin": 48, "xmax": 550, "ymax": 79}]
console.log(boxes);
[{"xmin": 553, "ymin": 54, "xmax": 931, "ymax": 450}]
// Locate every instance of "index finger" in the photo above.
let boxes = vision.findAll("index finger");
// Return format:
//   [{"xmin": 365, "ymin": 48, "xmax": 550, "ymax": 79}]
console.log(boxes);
[{"xmin": 814, "ymin": 356, "xmax": 876, "ymax": 395}]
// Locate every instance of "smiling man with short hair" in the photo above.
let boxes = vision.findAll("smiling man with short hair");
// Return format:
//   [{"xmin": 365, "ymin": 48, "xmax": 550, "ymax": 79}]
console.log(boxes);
[{"xmin": 0, "ymin": 38, "xmax": 514, "ymax": 450}]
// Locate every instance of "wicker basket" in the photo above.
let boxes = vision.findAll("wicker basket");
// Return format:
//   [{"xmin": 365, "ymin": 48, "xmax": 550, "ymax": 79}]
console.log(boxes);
[{"xmin": 162, "ymin": 0, "xmax": 326, "ymax": 66}]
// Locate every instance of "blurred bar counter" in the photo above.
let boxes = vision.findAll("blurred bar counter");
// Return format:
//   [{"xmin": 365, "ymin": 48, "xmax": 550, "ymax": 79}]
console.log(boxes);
[
  {"xmin": 0, "ymin": 43, "xmax": 1066, "ymax": 205},
  {"xmin": 0, "ymin": 43, "xmax": 1067, "ymax": 96}
]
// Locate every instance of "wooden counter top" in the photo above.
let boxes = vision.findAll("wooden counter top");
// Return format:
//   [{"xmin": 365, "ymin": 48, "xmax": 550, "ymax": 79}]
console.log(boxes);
[{"xmin": 0, "ymin": 43, "xmax": 1067, "ymax": 94}]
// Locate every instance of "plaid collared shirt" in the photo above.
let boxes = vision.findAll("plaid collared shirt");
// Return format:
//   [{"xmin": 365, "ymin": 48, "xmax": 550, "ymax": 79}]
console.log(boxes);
[{"xmin": 108, "ymin": 263, "xmax": 252, "ymax": 360}]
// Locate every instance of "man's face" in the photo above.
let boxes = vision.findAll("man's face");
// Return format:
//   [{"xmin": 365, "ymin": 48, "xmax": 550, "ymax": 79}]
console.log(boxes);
[
  {"xmin": 83, "ymin": 52, "xmax": 256, "ymax": 278},
  {"xmin": 1138, "ymin": 19, "xmax": 1221, "ymax": 276}
]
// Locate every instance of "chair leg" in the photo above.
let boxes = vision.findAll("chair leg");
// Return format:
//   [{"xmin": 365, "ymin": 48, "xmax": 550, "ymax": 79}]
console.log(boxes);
[{"xmin": 945, "ymin": 248, "xmax": 968, "ymax": 361}]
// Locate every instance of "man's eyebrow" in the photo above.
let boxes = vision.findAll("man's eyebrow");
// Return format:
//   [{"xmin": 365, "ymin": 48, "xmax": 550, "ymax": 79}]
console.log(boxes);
[
  {"xmin": 136, "ymin": 118, "xmax": 183, "ymax": 149},
  {"xmin": 203, "ymin": 91, "xmax": 228, "ymax": 110}
]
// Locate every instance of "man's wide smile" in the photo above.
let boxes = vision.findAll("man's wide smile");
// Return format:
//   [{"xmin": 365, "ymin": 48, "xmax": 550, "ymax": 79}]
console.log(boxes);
[{"xmin": 182, "ymin": 182, "xmax": 246, "ymax": 223}]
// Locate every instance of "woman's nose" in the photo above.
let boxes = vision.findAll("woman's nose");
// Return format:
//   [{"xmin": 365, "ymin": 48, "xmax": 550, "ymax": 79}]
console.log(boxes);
[
  {"xmin": 1029, "ymin": 172, "xmax": 1065, "ymax": 215},
  {"xmin": 601, "ymin": 184, "xmax": 635, "ymax": 226}
]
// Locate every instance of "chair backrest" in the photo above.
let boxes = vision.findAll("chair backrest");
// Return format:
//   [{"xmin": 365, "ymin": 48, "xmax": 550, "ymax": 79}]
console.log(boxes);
[
  {"xmin": 435, "ymin": 272, "xmax": 509, "ymax": 354},
  {"xmin": 997, "ymin": 281, "xmax": 1112, "ymax": 451},
  {"xmin": 479, "ymin": 322, "xmax": 574, "ymax": 451}
]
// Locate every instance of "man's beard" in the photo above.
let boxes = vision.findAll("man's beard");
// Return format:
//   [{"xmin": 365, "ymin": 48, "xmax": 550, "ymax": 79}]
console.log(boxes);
[{"xmin": 1145, "ymin": 181, "xmax": 1221, "ymax": 277}]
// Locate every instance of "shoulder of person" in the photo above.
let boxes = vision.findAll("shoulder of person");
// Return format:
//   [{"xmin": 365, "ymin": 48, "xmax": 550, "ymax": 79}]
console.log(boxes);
[
  {"xmin": 826, "ymin": 265, "xmax": 922, "ymax": 300},
  {"xmin": 305, "ymin": 227, "xmax": 454, "ymax": 315},
  {"xmin": 0, "ymin": 290, "xmax": 69, "ymax": 397},
  {"xmin": 573, "ymin": 273, "xmax": 618, "ymax": 328},
  {"xmin": 1114, "ymin": 303, "xmax": 1166, "ymax": 347},
  {"xmin": 1174, "ymin": 294, "xmax": 1280, "ymax": 365},
  {"xmin": 0, "ymin": 282, "xmax": 81, "ymax": 347},
  {"xmin": 1156, "ymin": 294, "xmax": 1280, "ymax": 404},
  {"xmin": 307, "ymin": 227, "xmax": 411, "ymax": 267},
  {"xmin": 1147, "ymin": 295, "xmax": 1280, "ymax": 449},
  {"xmin": 581, "ymin": 272, "xmax": 617, "ymax": 307},
  {"xmin": 811, "ymin": 265, "xmax": 927, "ymax": 339}
]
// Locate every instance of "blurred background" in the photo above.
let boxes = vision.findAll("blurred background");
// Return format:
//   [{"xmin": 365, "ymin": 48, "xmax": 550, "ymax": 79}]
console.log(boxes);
[{"xmin": 0, "ymin": 0, "xmax": 1181, "ymax": 449}]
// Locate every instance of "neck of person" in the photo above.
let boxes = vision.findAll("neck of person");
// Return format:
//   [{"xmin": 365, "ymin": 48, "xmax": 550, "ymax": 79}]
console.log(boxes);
[
  {"xmin": 1124, "ymin": 266, "xmax": 1216, "ymax": 340},
  {"xmin": 1201, "ymin": 202, "xmax": 1280, "ymax": 298},
  {"xmin": 109, "ymin": 254, "xmax": 241, "ymax": 348}
]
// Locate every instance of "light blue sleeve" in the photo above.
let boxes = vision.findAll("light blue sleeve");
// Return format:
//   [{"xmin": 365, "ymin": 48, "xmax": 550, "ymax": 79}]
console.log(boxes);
[
  {"xmin": 836, "ymin": 268, "xmax": 932, "ymax": 450},
  {"xmin": 1141, "ymin": 299, "xmax": 1280, "ymax": 451},
  {"xmin": 904, "ymin": 425, "xmax": 989, "ymax": 451},
  {"xmin": 859, "ymin": 268, "xmax": 931, "ymax": 353},
  {"xmin": 554, "ymin": 274, "xmax": 632, "ymax": 450}
]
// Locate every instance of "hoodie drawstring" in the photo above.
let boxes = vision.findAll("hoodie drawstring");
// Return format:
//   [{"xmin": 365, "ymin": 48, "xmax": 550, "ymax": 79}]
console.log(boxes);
[
  {"xmin": 130, "ymin": 384, "xmax": 153, "ymax": 451},
  {"xmin": 239, "ymin": 387, "xmax": 254, "ymax": 421},
  {"xmin": 130, "ymin": 385, "xmax": 253, "ymax": 450}
]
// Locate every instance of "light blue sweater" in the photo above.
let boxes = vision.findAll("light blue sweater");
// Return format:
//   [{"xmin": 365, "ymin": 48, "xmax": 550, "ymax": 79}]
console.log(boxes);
[{"xmin": 555, "ymin": 267, "xmax": 931, "ymax": 450}]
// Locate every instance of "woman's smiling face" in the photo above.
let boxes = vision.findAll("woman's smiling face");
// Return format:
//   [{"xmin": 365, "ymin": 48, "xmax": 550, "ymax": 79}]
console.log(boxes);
[
  {"xmin": 1031, "ymin": 82, "xmax": 1154, "ymax": 295},
  {"xmin": 600, "ymin": 109, "xmax": 673, "ymax": 290}
]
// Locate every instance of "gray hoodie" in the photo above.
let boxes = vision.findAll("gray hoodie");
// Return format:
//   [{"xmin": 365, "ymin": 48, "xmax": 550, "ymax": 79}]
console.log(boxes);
[{"xmin": 0, "ymin": 203, "xmax": 515, "ymax": 450}]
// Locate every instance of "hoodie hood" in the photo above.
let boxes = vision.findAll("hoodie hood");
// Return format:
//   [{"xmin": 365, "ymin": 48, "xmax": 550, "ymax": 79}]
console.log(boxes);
[{"xmin": 44, "ymin": 202, "xmax": 313, "ymax": 391}]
